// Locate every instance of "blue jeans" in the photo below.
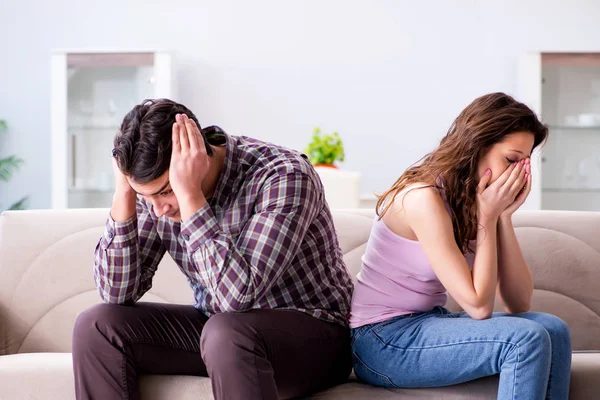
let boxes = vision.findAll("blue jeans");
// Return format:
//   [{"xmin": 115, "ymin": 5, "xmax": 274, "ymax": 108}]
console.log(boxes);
[{"xmin": 351, "ymin": 307, "xmax": 571, "ymax": 400}]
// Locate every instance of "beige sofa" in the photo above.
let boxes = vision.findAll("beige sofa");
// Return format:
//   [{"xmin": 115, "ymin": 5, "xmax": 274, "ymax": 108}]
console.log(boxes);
[{"xmin": 0, "ymin": 208, "xmax": 599, "ymax": 399}]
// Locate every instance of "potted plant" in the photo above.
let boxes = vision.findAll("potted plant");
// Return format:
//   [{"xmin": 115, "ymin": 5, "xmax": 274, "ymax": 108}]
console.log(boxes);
[
  {"xmin": 303, "ymin": 127, "xmax": 345, "ymax": 168},
  {"xmin": 0, "ymin": 119, "xmax": 28, "ymax": 211}
]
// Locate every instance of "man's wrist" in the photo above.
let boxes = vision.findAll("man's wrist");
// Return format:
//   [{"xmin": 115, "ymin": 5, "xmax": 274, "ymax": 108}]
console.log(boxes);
[
  {"xmin": 178, "ymin": 193, "xmax": 208, "ymax": 221},
  {"xmin": 111, "ymin": 190, "xmax": 137, "ymax": 222}
]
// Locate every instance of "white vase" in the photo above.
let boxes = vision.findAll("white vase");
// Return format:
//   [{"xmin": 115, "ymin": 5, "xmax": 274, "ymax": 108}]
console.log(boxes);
[{"xmin": 314, "ymin": 166, "xmax": 361, "ymax": 209}]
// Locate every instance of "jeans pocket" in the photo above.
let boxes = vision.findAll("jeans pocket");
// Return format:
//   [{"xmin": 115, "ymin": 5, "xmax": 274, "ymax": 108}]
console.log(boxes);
[{"xmin": 350, "ymin": 325, "xmax": 370, "ymax": 347}]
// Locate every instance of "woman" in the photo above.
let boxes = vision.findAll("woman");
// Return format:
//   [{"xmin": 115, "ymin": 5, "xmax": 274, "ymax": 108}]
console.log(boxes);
[{"xmin": 350, "ymin": 92, "xmax": 571, "ymax": 399}]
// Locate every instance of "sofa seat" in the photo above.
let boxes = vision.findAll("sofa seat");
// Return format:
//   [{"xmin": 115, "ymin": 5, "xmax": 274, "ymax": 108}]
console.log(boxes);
[{"xmin": 1, "ymin": 352, "xmax": 597, "ymax": 400}]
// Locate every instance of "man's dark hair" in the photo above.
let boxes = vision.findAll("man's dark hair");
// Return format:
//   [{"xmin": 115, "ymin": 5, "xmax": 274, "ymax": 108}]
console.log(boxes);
[{"xmin": 113, "ymin": 98, "xmax": 214, "ymax": 183}]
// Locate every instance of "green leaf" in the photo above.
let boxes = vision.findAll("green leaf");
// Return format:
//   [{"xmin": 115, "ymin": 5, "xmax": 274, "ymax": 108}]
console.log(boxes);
[
  {"xmin": 8, "ymin": 196, "xmax": 28, "ymax": 210},
  {"xmin": 0, "ymin": 156, "xmax": 24, "ymax": 181},
  {"xmin": 303, "ymin": 126, "xmax": 345, "ymax": 166},
  {"xmin": 0, "ymin": 120, "xmax": 28, "ymax": 210}
]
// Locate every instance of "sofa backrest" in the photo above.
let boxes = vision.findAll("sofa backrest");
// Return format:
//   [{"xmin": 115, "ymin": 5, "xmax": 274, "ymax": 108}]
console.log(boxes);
[{"xmin": 0, "ymin": 208, "xmax": 599, "ymax": 356}]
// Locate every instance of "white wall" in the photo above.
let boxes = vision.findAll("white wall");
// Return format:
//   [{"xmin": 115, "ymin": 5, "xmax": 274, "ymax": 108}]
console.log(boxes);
[{"xmin": 2, "ymin": 0, "xmax": 600, "ymax": 209}]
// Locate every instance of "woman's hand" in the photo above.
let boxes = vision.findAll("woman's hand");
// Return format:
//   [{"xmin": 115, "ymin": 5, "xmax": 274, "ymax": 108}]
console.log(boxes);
[
  {"xmin": 477, "ymin": 159, "xmax": 528, "ymax": 222},
  {"xmin": 501, "ymin": 158, "xmax": 531, "ymax": 218}
]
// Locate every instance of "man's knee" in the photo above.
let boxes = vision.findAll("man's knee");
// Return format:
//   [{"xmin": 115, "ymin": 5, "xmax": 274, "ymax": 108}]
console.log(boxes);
[
  {"xmin": 73, "ymin": 303, "xmax": 123, "ymax": 352},
  {"xmin": 200, "ymin": 312, "xmax": 259, "ymax": 368}
]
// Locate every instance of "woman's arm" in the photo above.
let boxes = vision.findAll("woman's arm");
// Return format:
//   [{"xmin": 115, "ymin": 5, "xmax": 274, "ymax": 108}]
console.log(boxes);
[
  {"xmin": 400, "ymin": 162, "xmax": 527, "ymax": 320},
  {"xmin": 496, "ymin": 215, "xmax": 534, "ymax": 313},
  {"xmin": 496, "ymin": 163, "xmax": 534, "ymax": 313},
  {"xmin": 402, "ymin": 187, "xmax": 498, "ymax": 320}
]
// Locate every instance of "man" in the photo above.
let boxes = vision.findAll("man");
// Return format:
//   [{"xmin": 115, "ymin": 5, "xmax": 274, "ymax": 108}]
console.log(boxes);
[{"xmin": 72, "ymin": 98, "xmax": 354, "ymax": 400}]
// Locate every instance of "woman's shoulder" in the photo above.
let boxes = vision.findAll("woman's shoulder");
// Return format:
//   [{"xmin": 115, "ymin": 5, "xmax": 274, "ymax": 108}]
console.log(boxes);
[
  {"xmin": 390, "ymin": 182, "xmax": 443, "ymax": 213},
  {"xmin": 381, "ymin": 182, "xmax": 447, "ymax": 241}
]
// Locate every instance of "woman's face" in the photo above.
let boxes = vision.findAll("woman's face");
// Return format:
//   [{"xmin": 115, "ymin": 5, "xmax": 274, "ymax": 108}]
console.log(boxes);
[{"xmin": 478, "ymin": 131, "xmax": 535, "ymax": 186}]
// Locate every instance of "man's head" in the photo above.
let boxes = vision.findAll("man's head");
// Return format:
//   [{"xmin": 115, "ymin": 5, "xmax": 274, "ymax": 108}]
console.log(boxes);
[{"xmin": 113, "ymin": 99, "xmax": 214, "ymax": 220}]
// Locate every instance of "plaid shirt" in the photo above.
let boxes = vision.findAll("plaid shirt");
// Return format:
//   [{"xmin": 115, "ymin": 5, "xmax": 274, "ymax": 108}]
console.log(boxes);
[{"xmin": 93, "ymin": 130, "xmax": 353, "ymax": 326}]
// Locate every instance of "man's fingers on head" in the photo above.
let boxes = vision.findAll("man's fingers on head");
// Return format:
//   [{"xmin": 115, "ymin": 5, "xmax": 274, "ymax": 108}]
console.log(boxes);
[
  {"xmin": 177, "ymin": 114, "xmax": 190, "ymax": 150},
  {"xmin": 172, "ymin": 121, "xmax": 181, "ymax": 152},
  {"xmin": 190, "ymin": 119, "xmax": 203, "ymax": 142},
  {"xmin": 184, "ymin": 115, "xmax": 200, "ymax": 149}
]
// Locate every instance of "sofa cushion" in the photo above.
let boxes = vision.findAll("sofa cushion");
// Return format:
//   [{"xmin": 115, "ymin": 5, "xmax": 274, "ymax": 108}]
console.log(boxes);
[
  {"xmin": 0, "ymin": 353, "xmax": 75, "ymax": 400},
  {"xmin": 0, "ymin": 352, "xmax": 597, "ymax": 399}
]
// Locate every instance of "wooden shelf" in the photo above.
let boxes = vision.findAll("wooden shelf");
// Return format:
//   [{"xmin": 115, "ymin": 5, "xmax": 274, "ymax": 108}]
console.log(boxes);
[
  {"xmin": 67, "ymin": 52, "xmax": 154, "ymax": 67},
  {"xmin": 542, "ymin": 53, "xmax": 600, "ymax": 67}
]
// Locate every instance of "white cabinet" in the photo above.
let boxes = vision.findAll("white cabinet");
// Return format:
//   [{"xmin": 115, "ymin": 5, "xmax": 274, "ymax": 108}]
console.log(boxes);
[
  {"xmin": 314, "ymin": 166, "xmax": 361, "ymax": 209},
  {"xmin": 51, "ymin": 50, "xmax": 174, "ymax": 209},
  {"xmin": 518, "ymin": 52, "xmax": 600, "ymax": 211}
]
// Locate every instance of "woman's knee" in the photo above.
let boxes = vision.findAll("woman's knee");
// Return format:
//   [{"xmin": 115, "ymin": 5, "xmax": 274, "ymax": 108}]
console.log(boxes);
[
  {"xmin": 532, "ymin": 313, "xmax": 572, "ymax": 355},
  {"xmin": 535, "ymin": 313, "xmax": 571, "ymax": 340},
  {"xmin": 512, "ymin": 318, "xmax": 552, "ymax": 353},
  {"xmin": 518, "ymin": 312, "xmax": 571, "ymax": 347}
]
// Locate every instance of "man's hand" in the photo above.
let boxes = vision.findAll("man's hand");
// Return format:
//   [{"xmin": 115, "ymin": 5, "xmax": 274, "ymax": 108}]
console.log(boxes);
[
  {"xmin": 112, "ymin": 156, "xmax": 134, "ymax": 196},
  {"xmin": 170, "ymin": 113, "xmax": 210, "ymax": 220},
  {"xmin": 111, "ymin": 155, "xmax": 137, "ymax": 222},
  {"xmin": 501, "ymin": 158, "xmax": 531, "ymax": 219}
]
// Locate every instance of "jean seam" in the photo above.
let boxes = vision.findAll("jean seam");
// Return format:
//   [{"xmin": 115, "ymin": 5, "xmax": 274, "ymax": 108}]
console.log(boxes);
[
  {"xmin": 352, "ymin": 351, "xmax": 395, "ymax": 387},
  {"xmin": 372, "ymin": 330, "xmax": 519, "ymax": 351},
  {"xmin": 372, "ymin": 336, "xmax": 521, "ymax": 397},
  {"xmin": 543, "ymin": 344, "xmax": 554, "ymax": 400},
  {"xmin": 396, "ymin": 339, "xmax": 518, "ymax": 350},
  {"xmin": 515, "ymin": 341, "xmax": 519, "ymax": 400}
]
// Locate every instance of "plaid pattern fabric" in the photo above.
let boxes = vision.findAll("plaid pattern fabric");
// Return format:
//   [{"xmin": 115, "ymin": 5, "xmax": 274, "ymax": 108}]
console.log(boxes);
[{"xmin": 94, "ymin": 131, "xmax": 353, "ymax": 326}]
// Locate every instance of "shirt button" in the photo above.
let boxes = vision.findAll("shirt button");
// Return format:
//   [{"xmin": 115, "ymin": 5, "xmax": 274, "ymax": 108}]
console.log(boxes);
[
  {"xmin": 183, "ymin": 234, "xmax": 190, "ymax": 241},
  {"xmin": 107, "ymin": 232, "xmax": 114, "ymax": 239}
]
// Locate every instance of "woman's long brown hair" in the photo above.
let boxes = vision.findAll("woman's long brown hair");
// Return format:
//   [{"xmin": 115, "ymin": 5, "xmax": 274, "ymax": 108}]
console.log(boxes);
[{"xmin": 376, "ymin": 92, "xmax": 548, "ymax": 253}]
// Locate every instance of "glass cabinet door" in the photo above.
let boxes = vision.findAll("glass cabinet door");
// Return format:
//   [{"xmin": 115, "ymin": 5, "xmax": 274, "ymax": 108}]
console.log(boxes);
[
  {"xmin": 51, "ymin": 51, "xmax": 172, "ymax": 209},
  {"xmin": 541, "ymin": 53, "xmax": 600, "ymax": 211}
]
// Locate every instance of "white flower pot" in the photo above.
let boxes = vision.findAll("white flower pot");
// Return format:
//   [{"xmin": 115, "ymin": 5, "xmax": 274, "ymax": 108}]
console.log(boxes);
[{"xmin": 314, "ymin": 166, "xmax": 361, "ymax": 209}]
